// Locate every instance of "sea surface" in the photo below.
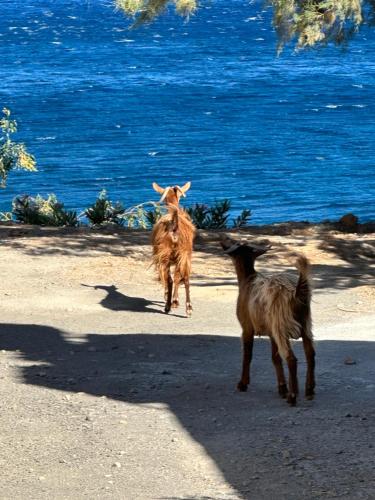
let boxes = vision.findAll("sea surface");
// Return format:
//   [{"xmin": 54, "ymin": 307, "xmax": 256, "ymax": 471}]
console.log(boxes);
[{"xmin": 1, "ymin": 0, "xmax": 374, "ymax": 223}]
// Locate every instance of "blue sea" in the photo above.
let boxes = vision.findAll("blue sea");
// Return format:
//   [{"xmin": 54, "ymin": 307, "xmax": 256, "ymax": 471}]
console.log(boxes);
[{"xmin": 1, "ymin": 0, "xmax": 374, "ymax": 223}]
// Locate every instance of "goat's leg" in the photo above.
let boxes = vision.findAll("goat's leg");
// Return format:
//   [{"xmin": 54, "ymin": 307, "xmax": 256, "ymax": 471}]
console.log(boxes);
[
  {"xmin": 237, "ymin": 332, "xmax": 254, "ymax": 392},
  {"xmin": 271, "ymin": 339, "xmax": 288, "ymax": 398},
  {"xmin": 172, "ymin": 269, "xmax": 181, "ymax": 309},
  {"xmin": 184, "ymin": 276, "xmax": 192, "ymax": 317},
  {"xmin": 164, "ymin": 266, "xmax": 173, "ymax": 314},
  {"xmin": 302, "ymin": 333, "xmax": 315, "ymax": 399},
  {"xmin": 285, "ymin": 346, "xmax": 298, "ymax": 406},
  {"xmin": 161, "ymin": 266, "xmax": 169, "ymax": 303}
]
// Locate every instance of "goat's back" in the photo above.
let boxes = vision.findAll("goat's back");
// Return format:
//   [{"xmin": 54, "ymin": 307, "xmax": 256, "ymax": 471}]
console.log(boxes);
[
  {"xmin": 151, "ymin": 209, "xmax": 195, "ymax": 280},
  {"xmin": 238, "ymin": 272, "xmax": 311, "ymax": 355}
]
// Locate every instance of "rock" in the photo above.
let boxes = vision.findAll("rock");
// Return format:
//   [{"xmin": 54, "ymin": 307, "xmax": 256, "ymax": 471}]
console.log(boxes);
[
  {"xmin": 112, "ymin": 462, "xmax": 121, "ymax": 468},
  {"xmin": 339, "ymin": 213, "xmax": 358, "ymax": 229}
]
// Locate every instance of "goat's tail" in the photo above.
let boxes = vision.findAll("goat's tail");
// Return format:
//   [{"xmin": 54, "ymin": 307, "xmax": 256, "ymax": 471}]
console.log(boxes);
[{"xmin": 294, "ymin": 253, "xmax": 311, "ymax": 303}]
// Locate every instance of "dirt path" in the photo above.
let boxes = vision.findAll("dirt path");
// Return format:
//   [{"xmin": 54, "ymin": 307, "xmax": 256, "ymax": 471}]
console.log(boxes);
[{"xmin": 0, "ymin": 224, "xmax": 374, "ymax": 499}]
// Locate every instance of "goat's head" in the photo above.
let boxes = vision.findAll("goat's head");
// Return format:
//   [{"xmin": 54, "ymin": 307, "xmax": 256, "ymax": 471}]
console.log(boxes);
[
  {"xmin": 152, "ymin": 182, "xmax": 191, "ymax": 206},
  {"xmin": 221, "ymin": 237, "xmax": 271, "ymax": 277}
]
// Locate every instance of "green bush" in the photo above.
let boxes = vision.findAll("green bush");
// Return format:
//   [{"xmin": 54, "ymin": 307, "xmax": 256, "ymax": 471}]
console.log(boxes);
[
  {"xmin": 84, "ymin": 190, "xmax": 165, "ymax": 228},
  {"xmin": 145, "ymin": 204, "xmax": 164, "ymax": 226},
  {"xmin": 84, "ymin": 190, "xmax": 125, "ymax": 226},
  {"xmin": 6, "ymin": 189, "xmax": 251, "ymax": 230},
  {"xmin": 12, "ymin": 194, "xmax": 79, "ymax": 227},
  {"xmin": 187, "ymin": 199, "xmax": 251, "ymax": 229},
  {"xmin": 233, "ymin": 209, "xmax": 252, "ymax": 228},
  {"xmin": 0, "ymin": 108, "xmax": 37, "ymax": 187}
]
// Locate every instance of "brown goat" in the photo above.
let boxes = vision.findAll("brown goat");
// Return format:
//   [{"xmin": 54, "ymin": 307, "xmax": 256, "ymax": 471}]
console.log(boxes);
[
  {"xmin": 221, "ymin": 237, "xmax": 315, "ymax": 406},
  {"xmin": 151, "ymin": 182, "xmax": 196, "ymax": 316}
]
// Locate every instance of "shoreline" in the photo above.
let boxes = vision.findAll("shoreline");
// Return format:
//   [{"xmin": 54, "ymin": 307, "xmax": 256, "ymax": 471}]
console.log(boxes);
[{"xmin": 1, "ymin": 216, "xmax": 374, "ymax": 235}]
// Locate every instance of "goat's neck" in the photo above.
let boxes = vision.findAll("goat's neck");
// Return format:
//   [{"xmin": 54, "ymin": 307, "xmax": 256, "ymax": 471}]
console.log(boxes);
[
  {"xmin": 233, "ymin": 258, "xmax": 256, "ymax": 285},
  {"xmin": 167, "ymin": 201, "xmax": 180, "ymax": 212}
]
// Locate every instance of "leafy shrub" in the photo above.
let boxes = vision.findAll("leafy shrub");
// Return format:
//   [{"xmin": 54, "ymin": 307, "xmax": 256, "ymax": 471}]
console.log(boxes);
[
  {"xmin": 84, "ymin": 190, "xmax": 165, "ymax": 228},
  {"xmin": 145, "ymin": 204, "xmax": 164, "ymax": 226},
  {"xmin": 187, "ymin": 199, "xmax": 251, "ymax": 229},
  {"xmin": 7, "ymin": 189, "xmax": 251, "ymax": 230},
  {"xmin": 121, "ymin": 201, "xmax": 167, "ymax": 228},
  {"xmin": 12, "ymin": 194, "xmax": 79, "ymax": 227},
  {"xmin": 233, "ymin": 209, "xmax": 252, "ymax": 228},
  {"xmin": 0, "ymin": 108, "xmax": 37, "ymax": 187},
  {"xmin": 0, "ymin": 211, "xmax": 12, "ymax": 222},
  {"xmin": 186, "ymin": 203, "xmax": 209, "ymax": 229},
  {"xmin": 84, "ymin": 190, "xmax": 125, "ymax": 226},
  {"xmin": 206, "ymin": 199, "xmax": 231, "ymax": 229}
]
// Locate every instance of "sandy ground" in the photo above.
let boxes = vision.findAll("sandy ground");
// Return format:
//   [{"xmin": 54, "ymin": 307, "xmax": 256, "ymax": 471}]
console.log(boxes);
[{"xmin": 0, "ymin": 223, "xmax": 374, "ymax": 500}]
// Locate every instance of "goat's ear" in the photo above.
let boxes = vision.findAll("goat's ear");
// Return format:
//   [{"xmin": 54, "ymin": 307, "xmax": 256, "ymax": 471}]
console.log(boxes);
[
  {"xmin": 253, "ymin": 245, "xmax": 271, "ymax": 258},
  {"xmin": 179, "ymin": 181, "xmax": 191, "ymax": 195},
  {"xmin": 152, "ymin": 182, "xmax": 165, "ymax": 195}
]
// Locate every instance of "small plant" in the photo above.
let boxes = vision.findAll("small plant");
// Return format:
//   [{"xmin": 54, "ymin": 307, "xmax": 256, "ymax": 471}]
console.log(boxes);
[
  {"xmin": 233, "ymin": 209, "xmax": 252, "ymax": 228},
  {"xmin": 0, "ymin": 211, "xmax": 12, "ymax": 222},
  {"xmin": 187, "ymin": 199, "xmax": 231, "ymax": 229},
  {"xmin": 12, "ymin": 194, "xmax": 79, "ymax": 227},
  {"xmin": 84, "ymin": 191, "xmax": 164, "ymax": 228},
  {"xmin": 145, "ymin": 203, "xmax": 165, "ymax": 226},
  {"xmin": 206, "ymin": 199, "xmax": 231, "ymax": 229},
  {"xmin": 84, "ymin": 190, "xmax": 125, "ymax": 226},
  {"xmin": 120, "ymin": 201, "xmax": 166, "ymax": 228},
  {"xmin": 187, "ymin": 200, "xmax": 251, "ymax": 229},
  {"xmin": 186, "ymin": 203, "xmax": 209, "ymax": 229},
  {"xmin": 0, "ymin": 108, "xmax": 37, "ymax": 187}
]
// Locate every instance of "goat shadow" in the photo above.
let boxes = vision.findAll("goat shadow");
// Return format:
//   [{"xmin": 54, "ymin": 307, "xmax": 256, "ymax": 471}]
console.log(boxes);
[
  {"xmin": 1, "ymin": 323, "xmax": 374, "ymax": 499},
  {"xmin": 81, "ymin": 284, "xmax": 186, "ymax": 317}
]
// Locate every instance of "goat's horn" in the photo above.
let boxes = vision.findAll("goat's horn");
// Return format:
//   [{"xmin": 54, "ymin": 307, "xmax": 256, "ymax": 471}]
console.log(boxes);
[
  {"xmin": 223, "ymin": 242, "xmax": 241, "ymax": 254},
  {"xmin": 160, "ymin": 186, "xmax": 171, "ymax": 203}
]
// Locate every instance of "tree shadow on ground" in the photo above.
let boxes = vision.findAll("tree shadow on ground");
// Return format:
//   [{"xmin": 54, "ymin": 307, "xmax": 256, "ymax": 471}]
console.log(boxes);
[
  {"xmin": 1, "ymin": 224, "xmax": 374, "ymax": 293},
  {"xmin": 318, "ymin": 231, "xmax": 375, "ymax": 267},
  {"xmin": 1, "ymin": 323, "xmax": 374, "ymax": 499},
  {"xmin": 313, "ymin": 231, "xmax": 375, "ymax": 292},
  {"xmin": 0, "ymin": 225, "xmax": 152, "ymax": 257}
]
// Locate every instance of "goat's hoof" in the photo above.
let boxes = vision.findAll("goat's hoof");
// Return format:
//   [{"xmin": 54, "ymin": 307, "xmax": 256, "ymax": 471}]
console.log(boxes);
[
  {"xmin": 305, "ymin": 387, "xmax": 315, "ymax": 400},
  {"xmin": 186, "ymin": 304, "xmax": 193, "ymax": 317},
  {"xmin": 164, "ymin": 305, "xmax": 171, "ymax": 314},
  {"xmin": 287, "ymin": 393, "xmax": 297, "ymax": 406},
  {"xmin": 171, "ymin": 300, "xmax": 179, "ymax": 309},
  {"xmin": 237, "ymin": 381, "xmax": 248, "ymax": 392},
  {"xmin": 278, "ymin": 384, "xmax": 288, "ymax": 398}
]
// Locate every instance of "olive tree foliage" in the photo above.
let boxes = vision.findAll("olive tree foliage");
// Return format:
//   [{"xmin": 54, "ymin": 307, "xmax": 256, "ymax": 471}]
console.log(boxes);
[
  {"xmin": 115, "ymin": 0, "xmax": 371, "ymax": 51},
  {"xmin": 0, "ymin": 108, "xmax": 36, "ymax": 187}
]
